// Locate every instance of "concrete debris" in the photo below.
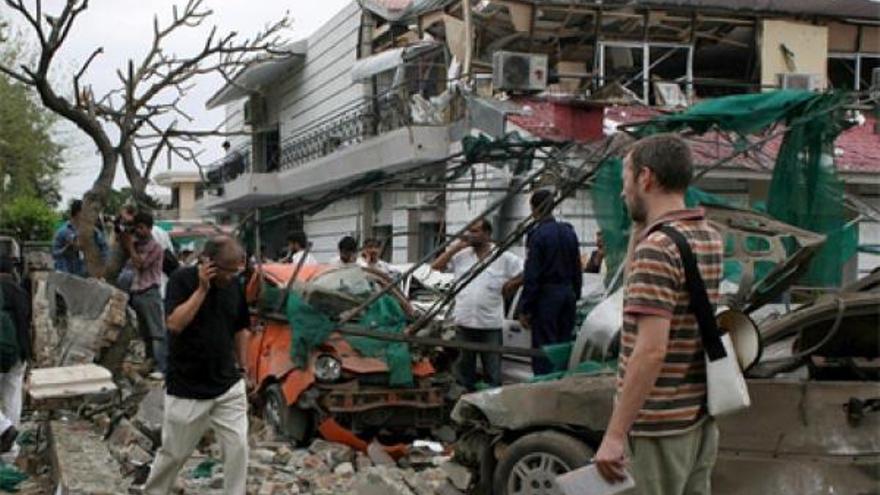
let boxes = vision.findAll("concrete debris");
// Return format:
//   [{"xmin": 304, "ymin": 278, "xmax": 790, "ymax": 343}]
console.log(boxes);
[
  {"xmin": 133, "ymin": 384, "xmax": 164, "ymax": 442},
  {"xmin": 367, "ymin": 439, "xmax": 396, "ymax": 466},
  {"xmin": 31, "ymin": 272, "xmax": 136, "ymax": 373},
  {"xmin": 440, "ymin": 460, "xmax": 474, "ymax": 491},
  {"xmin": 28, "ymin": 364, "xmax": 118, "ymax": 408},
  {"xmin": 308, "ymin": 438, "xmax": 354, "ymax": 466},
  {"xmin": 49, "ymin": 420, "xmax": 127, "ymax": 494}
]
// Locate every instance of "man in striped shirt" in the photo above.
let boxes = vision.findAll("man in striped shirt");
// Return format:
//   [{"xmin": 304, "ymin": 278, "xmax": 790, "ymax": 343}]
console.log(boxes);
[{"xmin": 595, "ymin": 134, "xmax": 723, "ymax": 495}]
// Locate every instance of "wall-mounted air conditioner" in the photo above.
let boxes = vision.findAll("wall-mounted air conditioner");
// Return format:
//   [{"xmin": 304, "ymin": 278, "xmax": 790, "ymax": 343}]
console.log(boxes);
[
  {"xmin": 492, "ymin": 51, "xmax": 548, "ymax": 92},
  {"xmin": 777, "ymin": 73, "xmax": 821, "ymax": 91},
  {"xmin": 243, "ymin": 95, "xmax": 267, "ymax": 126}
]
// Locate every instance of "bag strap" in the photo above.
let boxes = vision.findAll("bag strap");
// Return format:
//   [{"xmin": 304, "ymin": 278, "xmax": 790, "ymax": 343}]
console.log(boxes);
[{"xmin": 653, "ymin": 225, "xmax": 727, "ymax": 362}]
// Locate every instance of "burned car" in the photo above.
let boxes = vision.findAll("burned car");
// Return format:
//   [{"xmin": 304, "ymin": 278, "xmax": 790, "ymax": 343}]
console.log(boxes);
[
  {"xmin": 450, "ymin": 205, "xmax": 880, "ymax": 495},
  {"xmin": 244, "ymin": 263, "xmax": 456, "ymax": 448}
]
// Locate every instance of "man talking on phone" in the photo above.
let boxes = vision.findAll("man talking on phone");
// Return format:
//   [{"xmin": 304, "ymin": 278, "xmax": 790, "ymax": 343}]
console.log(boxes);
[{"xmin": 143, "ymin": 236, "xmax": 251, "ymax": 495}]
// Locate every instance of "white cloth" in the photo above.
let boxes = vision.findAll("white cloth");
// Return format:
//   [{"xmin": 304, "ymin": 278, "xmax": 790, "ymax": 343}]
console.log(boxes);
[
  {"xmin": 151, "ymin": 226, "xmax": 174, "ymax": 298},
  {"xmin": 329, "ymin": 255, "xmax": 358, "ymax": 267},
  {"xmin": 286, "ymin": 251, "xmax": 317, "ymax": 266},
  {"xmin": 0, "ymin": 362, "xmax": 25, "ymax": 433},
  {"xmin": 144, "ymin": 380, "xmax": 248, "ymax": 495},
  {"xmin": 357, "ymin": 257, "xmax": 399, "ymax": 278},
  {"xmin": 449, "ymin": 245, "xmax": 523, "ymax": 329}
]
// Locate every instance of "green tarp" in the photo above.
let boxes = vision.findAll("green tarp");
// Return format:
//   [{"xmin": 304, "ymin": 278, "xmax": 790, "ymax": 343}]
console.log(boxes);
[
  {"xmin": 596, "ymin": 90, "xmax": 857, "ymax": 288},
  {"xmin": 285, "ymin": 291, "xmax": 414, "ymax": 387}
]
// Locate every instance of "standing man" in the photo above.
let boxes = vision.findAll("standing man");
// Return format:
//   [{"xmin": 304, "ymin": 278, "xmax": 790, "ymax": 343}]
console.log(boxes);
[
  {"xmin": 582, "ymin": 230, "xmax": 606, "ymax": 274},
  {"xmin": 283, "ymin": 231, "xmax": 316, "ymax": 265},
  {"xmin": 143, "ymin": 236, "xmax": 250, "ymax": 495},
  {"xmin": 432, "ymin": 219, "xmax": 522, "ymax": 390},
  {"xmin": 517, "ymin": 189, "xmax": 582, "ymax": 376},
  {"xmin": 125, "ymin": 212, "xmax": 168, "ymax": 378},
  {"xmin": 331, "ymin": 236, "xmax": 359, "ymax": 267},
  {"xmin": 594, "ymin": 135, "xmax": 723, "ymax": 494},
  {"xmin": 358, "ymin": 238, "xmax": 398, "ymax": 279},
  {"xmin": 0, "ymin": 258, "xmax": 31, "ymax": 453},
  {"xmin": 52, "ymin": 199, "xmax": 109, "ymax": 277}
]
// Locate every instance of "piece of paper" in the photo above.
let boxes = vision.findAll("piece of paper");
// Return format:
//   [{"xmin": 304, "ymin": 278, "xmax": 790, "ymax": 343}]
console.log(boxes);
[{"xmin": 555, "ymin": 464, "xmax": 635, "ymax": 495}]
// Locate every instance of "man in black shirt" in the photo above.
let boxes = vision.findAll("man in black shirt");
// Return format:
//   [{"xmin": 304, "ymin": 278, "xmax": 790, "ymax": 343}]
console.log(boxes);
[{"xmin": 143, "ymin": 236, "xmax": 250, "ymax": 495}]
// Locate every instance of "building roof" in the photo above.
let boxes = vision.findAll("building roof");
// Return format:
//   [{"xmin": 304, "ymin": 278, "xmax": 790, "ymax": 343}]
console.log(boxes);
[
  {"xmin": 606, "ymin": 105, "xmax": 880, "ymax": 175},
  {"xmin": 363, "ymin": 0, "xmax": 880, "ymax": 21},
  {"xmin": 205, "ymin": 40, "xmax": 308, "ymax": 110},
  {"xmin": 153, "ymin": 170, "xmax": 203, "ymax": 187},
  {"xmin": 509, "ymin": 99, "xmax": 880, "ymax": 176}
]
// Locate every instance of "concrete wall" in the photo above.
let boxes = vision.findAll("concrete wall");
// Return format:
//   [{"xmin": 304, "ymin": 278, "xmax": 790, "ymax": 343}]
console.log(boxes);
[
  {"xmin": 277, "ymin": 1, "xmax": 368, "ymax": 147},
  {"xmin": 760, "ymin": 19, "xmax": 829, "ymax": 89},
  {"xmin": 177, "ymin": 183, "xmax": 198, "ymax": 221}
]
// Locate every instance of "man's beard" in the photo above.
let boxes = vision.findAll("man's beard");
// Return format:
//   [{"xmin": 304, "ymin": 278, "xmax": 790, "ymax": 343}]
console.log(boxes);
[{"xmin": 627, "ymin": 194, "xmax": 647, "ymax": 223}]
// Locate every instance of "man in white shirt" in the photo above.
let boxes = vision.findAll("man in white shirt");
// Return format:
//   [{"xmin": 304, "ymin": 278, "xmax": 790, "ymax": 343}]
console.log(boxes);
[
  {"xmin": 283, "ymin": 232, "xmax": 316, "ymax": 266},
  {"xmin": 330, "ymin": 236, "xmax": 359, "ymax": 267},
  {"xmin": 358, "ymin": 238, "xmax": 398, "ymax": 279},
  {"xmin": 432, "ymin": 218, "xmax": 522, "ymax": 390}
]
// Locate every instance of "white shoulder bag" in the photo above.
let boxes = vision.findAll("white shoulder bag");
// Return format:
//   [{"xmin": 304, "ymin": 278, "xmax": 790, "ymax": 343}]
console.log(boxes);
[{"xmin": 657, "ymin": 226, "xmax": 751, "ymax": 417}]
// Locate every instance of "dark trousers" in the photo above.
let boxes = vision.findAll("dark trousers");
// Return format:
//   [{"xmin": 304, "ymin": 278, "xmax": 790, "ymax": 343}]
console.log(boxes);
[
  {"xmin": 130, "ymin": 286, "xmax": 168, "ymax": 374},
  {"xmin": 455, "ymin": 326, "xmax": 502, "ymax": 391},
  {"xmin": 530, "ymin": 286, "xmax": 576, "ymax": 376}
]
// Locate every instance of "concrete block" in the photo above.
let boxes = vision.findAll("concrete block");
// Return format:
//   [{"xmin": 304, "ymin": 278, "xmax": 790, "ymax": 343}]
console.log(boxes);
[
  {"xmin": 28, "ymin": 364, "xmax": 117, "ymax": 402},
  {"xmin": 49, "ymin": 420, "xmax": 127, "ymax": 495}
]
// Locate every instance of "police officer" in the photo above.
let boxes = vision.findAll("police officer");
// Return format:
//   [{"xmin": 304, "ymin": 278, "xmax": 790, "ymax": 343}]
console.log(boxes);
[{"xmin": 518, "ymin": 189, "xmax": 582, "ymax": 375}]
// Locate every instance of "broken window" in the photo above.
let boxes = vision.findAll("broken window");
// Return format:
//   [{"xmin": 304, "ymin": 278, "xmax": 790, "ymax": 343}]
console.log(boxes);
[
  {"xmin": 828, "ymin": 53, "xmax": 880, "ymax": 91},
  {"xmin": 596, "ymin": 42, "xmax": 692, "ymax": 104}
]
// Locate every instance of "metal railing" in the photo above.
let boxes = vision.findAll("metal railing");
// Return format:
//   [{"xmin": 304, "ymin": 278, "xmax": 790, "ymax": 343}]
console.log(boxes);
[
  {"xmin": 204, "ymin": 145, "xmax": 252, "ymax": 187},
  {"xmin": 279, "ymin": 80, "xmax": 457, "ymax": 171}
]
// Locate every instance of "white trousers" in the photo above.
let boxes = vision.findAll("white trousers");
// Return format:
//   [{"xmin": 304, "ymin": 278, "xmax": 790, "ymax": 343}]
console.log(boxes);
[
  {"xmin": 144, "ymin": 380, "xmax": 248, "ymax": 495},
  {"xmin": 0, "ymin": 361, "xmax": 25, "ymax": 432}
]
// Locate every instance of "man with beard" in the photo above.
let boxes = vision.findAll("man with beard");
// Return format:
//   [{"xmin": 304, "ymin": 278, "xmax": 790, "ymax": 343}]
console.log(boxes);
[
  {"xmin": 143, "ymin": 236, "xmax": 250, "ymax": 495},
  {"xmin": 517, "ymin": 189, "xmax": 582, "ymax": 376},
  {"xmin": 594, "ymin": 134, "xmax": 723, "ymax": 495},
  {"xmin": 432, "ymin": 218, "xmax": 522, "ymax": 390}
]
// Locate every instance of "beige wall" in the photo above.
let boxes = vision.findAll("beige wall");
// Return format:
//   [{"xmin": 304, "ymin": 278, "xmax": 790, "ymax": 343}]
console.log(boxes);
[
  {"xmin": 178, "ymin": 184, "xmax": 198, "ymax": 221},
  {"xmin": 760, "ymin": 19, "xmax": 828, "ymax": 89}
]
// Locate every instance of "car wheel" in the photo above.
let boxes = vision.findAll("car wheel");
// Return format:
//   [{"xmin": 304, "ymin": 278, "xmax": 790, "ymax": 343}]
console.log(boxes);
[
  {"xmin": 263, "ymin": 383, "xmax": 312, "ymax": 446},
  {"xmin": 494, "ymin": 431, "xmax": 593, "ymax": 495}
]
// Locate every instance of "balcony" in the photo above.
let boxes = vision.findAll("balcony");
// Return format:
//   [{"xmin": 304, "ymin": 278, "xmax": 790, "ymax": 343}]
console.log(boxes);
[{"xmin": 200, "ymin": 88, "xmax": 454, "ymax": 213}]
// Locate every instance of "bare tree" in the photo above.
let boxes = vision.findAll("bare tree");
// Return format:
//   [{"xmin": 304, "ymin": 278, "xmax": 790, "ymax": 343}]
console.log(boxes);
[{"xmin": 0, "ymin": 0, "xmax": 290, "ymax": 277}]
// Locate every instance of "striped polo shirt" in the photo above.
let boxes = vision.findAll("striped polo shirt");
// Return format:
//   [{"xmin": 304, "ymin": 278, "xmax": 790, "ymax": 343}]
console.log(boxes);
[{"xmin": 618, "ymin": 208, "xmax": 723, "ymax": 437}]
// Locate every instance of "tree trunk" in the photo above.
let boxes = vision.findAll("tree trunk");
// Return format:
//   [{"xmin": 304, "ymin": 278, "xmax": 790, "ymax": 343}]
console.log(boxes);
[{"xmin": 73, "ymin": 151, "xmax": 117, "ymax": 279}]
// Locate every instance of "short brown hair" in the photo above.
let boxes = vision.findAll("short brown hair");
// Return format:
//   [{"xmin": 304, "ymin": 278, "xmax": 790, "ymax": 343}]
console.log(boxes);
[{"xmin": 627, "ymin": 134, "xmax": 693, "ymax": 192}]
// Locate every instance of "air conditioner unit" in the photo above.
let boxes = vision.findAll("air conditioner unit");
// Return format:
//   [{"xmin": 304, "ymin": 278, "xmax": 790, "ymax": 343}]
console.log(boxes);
[
  {"xmin": 777, "ymin": 73, "xmax": 821, "ymax": 91},
  {"xmin": 243, "ymin": 95, "xmax": 267, "ymax": 126},
  {"xmin": 492, "ymin": 51, "xmax": 548, "ymax": 92}
]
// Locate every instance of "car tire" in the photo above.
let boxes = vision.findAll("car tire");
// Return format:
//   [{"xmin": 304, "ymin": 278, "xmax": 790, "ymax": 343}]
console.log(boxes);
[
  {"xmin": 493, "ymin": 431, "xmax": 593, "ymax": 495},
  {"xmin": 263, "ymin": 383, "xmax": 312, "ymax": 446}
]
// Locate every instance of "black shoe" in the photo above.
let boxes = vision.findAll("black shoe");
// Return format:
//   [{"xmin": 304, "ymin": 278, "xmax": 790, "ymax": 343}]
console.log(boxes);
[{"xmin": 0, "ymin": 426, "xmax": 17, "ymax": 453}]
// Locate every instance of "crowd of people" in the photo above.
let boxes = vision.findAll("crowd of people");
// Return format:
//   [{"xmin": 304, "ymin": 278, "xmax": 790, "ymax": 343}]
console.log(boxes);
[{"xmin": 0, "ymin": 133, "xmax": 721, "ymax": 494}]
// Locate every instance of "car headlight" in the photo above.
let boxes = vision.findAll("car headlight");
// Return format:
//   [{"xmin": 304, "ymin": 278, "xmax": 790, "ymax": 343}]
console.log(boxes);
[{"xmin": 314, "ymin": 354, "xmax": 342, "ymax": 383}]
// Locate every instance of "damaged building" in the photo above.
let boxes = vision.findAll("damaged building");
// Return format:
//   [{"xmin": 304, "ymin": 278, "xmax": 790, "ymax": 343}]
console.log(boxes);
[{"xmin": 199, "ymin": 0, "xmax": 880, "ymax": 283}]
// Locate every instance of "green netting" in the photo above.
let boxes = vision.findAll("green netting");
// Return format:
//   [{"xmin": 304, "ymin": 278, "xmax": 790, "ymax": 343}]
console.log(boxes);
[
  {"xmin": 597, "ymin": 90, "xmax": 858, "ymax": 288},
  {"xmin": 190, "ymin": 458, "xmax": 218, "ymax": 479},
  {"xmin": 0, "ymin": 464, "xmax": 27, "ymax": 492},
  {"xmin": 285, "ymin": 292, "xmax": 414, "ymax": 387}
]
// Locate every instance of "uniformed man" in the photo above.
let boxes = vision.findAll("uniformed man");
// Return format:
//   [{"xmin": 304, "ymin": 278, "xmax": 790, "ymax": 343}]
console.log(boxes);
[{"xmin": 518, "ymin": 189, "xmax": 582, "ymax": 375}]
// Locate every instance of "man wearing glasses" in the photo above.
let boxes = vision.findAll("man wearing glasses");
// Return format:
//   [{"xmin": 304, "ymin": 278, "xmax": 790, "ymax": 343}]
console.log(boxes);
[{"xmin": 143, "ymin": 236, "xmax": 251, "ymax": 495}]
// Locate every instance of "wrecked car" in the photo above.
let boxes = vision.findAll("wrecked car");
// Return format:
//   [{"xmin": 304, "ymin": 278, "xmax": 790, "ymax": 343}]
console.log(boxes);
[
  {"xmin": 450, "ymin": 205, "xmax": 880, "ymax": 495},
  {"xmin": 244, "ymin": 263, "xmax": 456, "ymax": 449}
]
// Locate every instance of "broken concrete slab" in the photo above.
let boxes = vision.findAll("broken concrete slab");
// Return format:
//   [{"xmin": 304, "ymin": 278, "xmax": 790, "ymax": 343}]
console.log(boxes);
[
  {"xmin": 49, "ymin": 420, "xmax": 127, "ymax": 494},
  {"xmin": 367, "ymin": 439, "xmax": 396, "ymax": 466},
  {"xmin": 133, "ymin": 384, "xmax": 164, "ymax": 443},
  {"xmin": 32, "ymin": 272, "xmax": 136, "ymax": 372},
  {"xmin": 309, "ymin": 438, "xmax": 354, "ymax": 466},
  {"xmin": 440, "ymin": 460, "xmax": 473, "ymax": 491},
  {"xmin": 108, "ymin": 418, "xmax": 154, "ymax": 454},
  {"xmin": 28, "ymin": 364, "xmax": 117, "ymax": 405}
]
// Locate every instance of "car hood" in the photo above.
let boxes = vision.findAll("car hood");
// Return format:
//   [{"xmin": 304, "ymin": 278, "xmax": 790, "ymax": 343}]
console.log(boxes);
[{"xmin": 702, "ymin": 205, "xmax": 825, "ymax": 313}]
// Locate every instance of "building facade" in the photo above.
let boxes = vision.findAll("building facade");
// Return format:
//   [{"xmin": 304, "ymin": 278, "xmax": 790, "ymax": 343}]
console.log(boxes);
[{"xmin": 199, "ymin": 0, "xmax": 880, "ymax": 282}]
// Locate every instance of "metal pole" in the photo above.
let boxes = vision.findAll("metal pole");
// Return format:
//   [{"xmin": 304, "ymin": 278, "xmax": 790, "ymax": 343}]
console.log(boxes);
[{"xmin": 337, "ymin": 142, "xmax": 577, "ymax": 325}]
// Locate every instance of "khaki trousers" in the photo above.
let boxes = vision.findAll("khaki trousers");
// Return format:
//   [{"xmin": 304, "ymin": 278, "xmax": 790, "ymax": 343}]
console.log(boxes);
[
  {"xmin": 144, "ymin": 380, "xmax": 248, "ymax": 495},
  {"xmin": 624, "ymin": 418, "xmax": 719, "ymax": 495}
]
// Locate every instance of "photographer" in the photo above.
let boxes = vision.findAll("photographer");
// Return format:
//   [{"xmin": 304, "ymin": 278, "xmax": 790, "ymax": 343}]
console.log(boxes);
[
  {"xmin": 124, "ymin": 211, "xmax": 168, "ymax": 378},
  {"xmin": 432, "ymin": 219, "xmax": 522, "ymax": 390},
  {"xmin": 142, "ymin": 236, "xmax": 250, "ymax": 495}
]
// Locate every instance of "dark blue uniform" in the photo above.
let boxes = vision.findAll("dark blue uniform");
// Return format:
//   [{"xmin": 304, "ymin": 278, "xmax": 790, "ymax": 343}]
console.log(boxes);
[{"xmin": 518, "ymin": 217, "xmax": 582, "ymax": 375}]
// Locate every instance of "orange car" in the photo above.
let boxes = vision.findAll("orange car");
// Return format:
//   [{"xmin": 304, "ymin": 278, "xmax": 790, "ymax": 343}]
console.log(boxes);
[{"xmin": 244, "ymin": 263, "xmax": 454, "ymax": 449}]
